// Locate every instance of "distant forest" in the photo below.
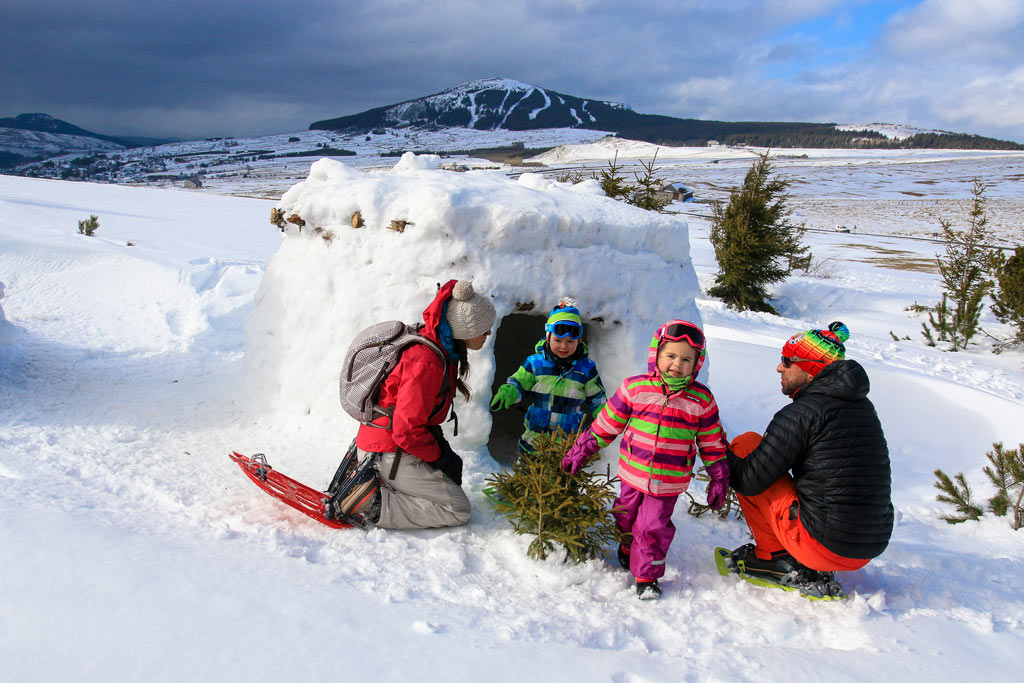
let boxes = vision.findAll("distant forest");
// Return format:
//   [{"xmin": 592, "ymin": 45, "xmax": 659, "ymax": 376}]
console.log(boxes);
[{"xmin": 580, "ymin": 116, "xmax": 1024, "ymax": 150}]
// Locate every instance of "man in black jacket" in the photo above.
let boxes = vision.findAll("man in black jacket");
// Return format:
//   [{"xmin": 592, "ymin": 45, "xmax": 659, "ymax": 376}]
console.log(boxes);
[{"xmin": 727, "ymin": 322, "xmax": 893, "ymax": 591}]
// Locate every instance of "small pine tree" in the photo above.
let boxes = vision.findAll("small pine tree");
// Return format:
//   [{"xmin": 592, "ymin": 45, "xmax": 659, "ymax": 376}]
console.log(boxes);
[
  {"xmin": 925, "ymin": 179, "xmax": 994, "ymax": 350},
  {"xmin": 990, "ymin": 245, "xmax": 1024, "ymax": 347},
  {"xmin": 78, "ymin": 214, "xmax": 99, "ymax": 236},
  {"xmin": 920, "ymin": 322, "xmax": 937, "ymax": 347},
  {"xmin": 485, "ymin": 428, "xmax": 620, "ymax": 563},
  {"xmin": 983, "ymin": 442, "xmax": 1024, "ymax": 530},
  {"xmin": 933, "ymin": 469, "xmax": 984, "ymax": 523},
  {"xmin": 626, "ymin": 151, "xmax": 670, "ymax": 212},
  {"xmin": 555, "ymin": 169, "xmax": 588, "ymax": 184},
  {"xmin": 708, "ymin": 151, "xmax": 810, "ymax": 313},
  {"xmin": 596, "ymin": 151, "xmax": 631, "ymax": 201}
]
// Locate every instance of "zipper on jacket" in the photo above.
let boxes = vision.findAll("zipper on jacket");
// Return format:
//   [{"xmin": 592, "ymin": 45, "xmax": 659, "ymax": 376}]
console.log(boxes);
[
  {"xmin": 647, "ymin": 383, "xmax": 686, "ymax": 492},
  {"xmin": 647, "ymin": 391, "xmax": 671, "ymax": 492}
]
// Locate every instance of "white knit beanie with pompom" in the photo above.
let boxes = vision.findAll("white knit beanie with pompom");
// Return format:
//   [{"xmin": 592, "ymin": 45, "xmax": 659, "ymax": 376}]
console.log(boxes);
[{"xmin": 445, "ymin": 280, "xmax": 496, "ymax": 340}]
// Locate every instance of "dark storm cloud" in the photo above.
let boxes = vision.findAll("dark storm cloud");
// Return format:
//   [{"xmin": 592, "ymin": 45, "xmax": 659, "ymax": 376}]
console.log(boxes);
[
  {"xmin": 2, "ymin": 1, "xmax": 1022, "ymax": 141},
  {"xmin": 0, "ymin": 0, "xmax": 788, "ymax": 137}
]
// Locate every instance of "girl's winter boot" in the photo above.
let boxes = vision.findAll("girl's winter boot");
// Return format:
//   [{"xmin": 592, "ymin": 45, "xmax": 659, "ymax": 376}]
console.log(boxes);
[{"xmin": 636, "ymin": 579, "xmax": 661, "ymax": 600}]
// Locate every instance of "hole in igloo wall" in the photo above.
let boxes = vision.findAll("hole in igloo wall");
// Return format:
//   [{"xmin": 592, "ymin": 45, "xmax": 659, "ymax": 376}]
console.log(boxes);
[{"xmin": 487, "ymin": 312, "xmax": 598, "ymax": 466}]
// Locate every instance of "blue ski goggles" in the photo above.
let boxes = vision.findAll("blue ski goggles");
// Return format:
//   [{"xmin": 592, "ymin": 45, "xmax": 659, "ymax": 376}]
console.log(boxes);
[{"xmin": 545, "ymin": 321, "xmax": 583, "ymax": 340}]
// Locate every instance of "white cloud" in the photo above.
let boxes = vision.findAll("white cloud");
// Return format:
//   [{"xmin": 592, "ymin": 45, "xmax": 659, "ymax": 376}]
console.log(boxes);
[{"xmin": 883, "ymin": 0, "xmax": 1024, "ymax": 59}]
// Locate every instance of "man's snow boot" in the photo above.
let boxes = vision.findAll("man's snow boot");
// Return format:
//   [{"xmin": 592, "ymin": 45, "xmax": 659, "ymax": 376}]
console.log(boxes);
[
  {"xmin": 636, "ymin": 579, "xmax": 662, "ymax": 600},
  {"xmin": 729, "ymin": 544, "xmax": 808, "ymax": 580},
  {"xmin": 729, "ymin": 543, "xmax": 844, "ymax": 599}
]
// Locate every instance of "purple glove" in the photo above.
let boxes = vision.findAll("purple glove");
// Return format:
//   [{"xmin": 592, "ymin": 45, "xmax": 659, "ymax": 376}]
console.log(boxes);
[
  {"xmin": 561, "ymin": 430, "xmax": 601, "ymax": 475},
  {"xmin": 705, "ymin": 459, "xmax": 730, "ymax": 511}
]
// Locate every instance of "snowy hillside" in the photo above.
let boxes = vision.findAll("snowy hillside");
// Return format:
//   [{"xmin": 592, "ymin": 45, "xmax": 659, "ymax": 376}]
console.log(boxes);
[
  {"xmin": 836, "ymin": 123, "xmax": 947, "ymax": 141},
  {"xmin": 1, "ymin": 163, "xmax": 1023, "ymax": 681},
  {"xmin": 0, "ymin": 127, "xmax": 125, "ymax": 167}
]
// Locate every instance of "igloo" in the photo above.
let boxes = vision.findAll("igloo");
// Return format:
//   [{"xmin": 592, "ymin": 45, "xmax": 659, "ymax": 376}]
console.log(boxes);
[
  {"xmin": 0, "ymin": 280, "xmax": 16, "ymax": 353},
  {"xmin": 245, "ymin": 155, "xmax": 704, "ymax": 464}
]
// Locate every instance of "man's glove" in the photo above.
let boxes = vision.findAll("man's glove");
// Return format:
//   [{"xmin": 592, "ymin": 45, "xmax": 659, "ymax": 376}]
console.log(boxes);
[
  {"xmin": 490, "ymin": 384, "xmax": 518, "ymax": 411},
  {"xmin": 561, "ymin": 429, "xmax": 601, "ymax": 475},
  {"xmin": 426, "ymin": 425, "xmax": 463, "ymax": 485},
  {"xmin": 705, "ymin": 459, "xmax": 730, "ymax": 511}
]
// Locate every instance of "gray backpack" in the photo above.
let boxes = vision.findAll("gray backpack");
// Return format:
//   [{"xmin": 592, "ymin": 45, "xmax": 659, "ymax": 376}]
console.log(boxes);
[{"xmin": 339, "ymin": 321, "xmax": 448, "ymax": 426}]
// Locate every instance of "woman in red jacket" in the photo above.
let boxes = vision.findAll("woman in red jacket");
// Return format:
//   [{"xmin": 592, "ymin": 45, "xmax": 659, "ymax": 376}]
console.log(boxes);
[{"xmin": 338, "ymin": 279, "xmax": 495, "ymax": 529}]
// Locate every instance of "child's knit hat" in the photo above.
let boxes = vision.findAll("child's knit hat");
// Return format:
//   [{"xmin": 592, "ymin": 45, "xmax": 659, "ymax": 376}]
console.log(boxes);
[
  {"xmin": 782, "ymin": 321, "xmax": 850, "ymax": 377},
  {"xmin": 546, "ymin": 297, "xmax": 582, "ymax": 327}
]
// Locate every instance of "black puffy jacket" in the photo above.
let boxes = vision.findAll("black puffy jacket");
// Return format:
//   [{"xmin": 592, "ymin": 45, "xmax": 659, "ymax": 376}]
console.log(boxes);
[{"xmin": 729, "ymin": 359, "xmax": 893, "ymax": 560}]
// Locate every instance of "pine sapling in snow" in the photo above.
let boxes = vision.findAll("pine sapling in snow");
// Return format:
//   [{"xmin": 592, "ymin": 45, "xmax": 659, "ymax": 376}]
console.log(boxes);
[
  {"xmin": 983, "ymin": 442, "xmax": 1024, "ymax": 530},
  {"xmin": 933, "ymin": 469, "xmax": 984, "ymax": 523},
  {"xmin": 596, "ymin": 151, "xmax": 631, "ymax": 202},
  {"xmin": 485, "ymin": 427, "xmax": 620, "ymax": 563},
  {"xmin": 78, "ymin": 214, "xmax": 99, "ymax": 236},
  {"xmin": 990, "ymin": 245, "xmax": 1024, "ymax": 349},
  {"xmin": 708, "ymin": 151, "xmax": 810, "ymax": 313},
  {"xmin": 626, "ymin": 151, "xmax": 670, "ymax": 212},
  {"xmin": 919, "ymin": 179, "xmax": 995, "ymax": 350},
  {"xmin": 934, "ymin": 442, "xmax": 1024, "ymax": 530}
]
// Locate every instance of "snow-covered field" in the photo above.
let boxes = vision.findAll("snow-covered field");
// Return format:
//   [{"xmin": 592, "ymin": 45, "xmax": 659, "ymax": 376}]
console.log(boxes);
[{"xmin": 2, "ymin": 149, "xmax": 1023, "ymax": 681}]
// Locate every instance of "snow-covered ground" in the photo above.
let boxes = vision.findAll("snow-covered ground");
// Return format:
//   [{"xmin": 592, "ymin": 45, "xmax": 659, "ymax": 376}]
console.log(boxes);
[
  {"xmin": 2, "ymin": 153, "xmax": 1023, "ymax": 681},
  {"xmin": 528, "ymin": 138, "xmax": 1024, "ymax": 245}
]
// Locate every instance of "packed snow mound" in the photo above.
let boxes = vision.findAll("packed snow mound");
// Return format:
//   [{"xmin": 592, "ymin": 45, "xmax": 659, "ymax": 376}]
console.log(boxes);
[
  {"xmin": 0, "ymin": 280, "xmax": 16, "ymax": 350},
  {"xmin": 245, "ymin": 155, "xmax": 702, "ymax": 454}
]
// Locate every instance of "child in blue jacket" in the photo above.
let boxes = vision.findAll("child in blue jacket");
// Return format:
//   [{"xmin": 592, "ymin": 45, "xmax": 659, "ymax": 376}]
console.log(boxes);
[{"xmin": 490, "ymin": 298, "xmax": 606, "ymax": 455}]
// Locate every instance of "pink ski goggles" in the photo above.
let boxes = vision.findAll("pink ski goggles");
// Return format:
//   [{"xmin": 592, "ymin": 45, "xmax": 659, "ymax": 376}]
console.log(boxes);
[{"xmin": 659, "ymin": 321, "xmax": 705, "ymax": 351}]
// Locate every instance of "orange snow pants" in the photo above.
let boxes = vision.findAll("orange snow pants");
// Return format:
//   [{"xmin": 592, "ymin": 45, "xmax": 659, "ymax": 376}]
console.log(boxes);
[{"xmin": 730, "ymin": 432, "xmax": 869, "ymax": 573}]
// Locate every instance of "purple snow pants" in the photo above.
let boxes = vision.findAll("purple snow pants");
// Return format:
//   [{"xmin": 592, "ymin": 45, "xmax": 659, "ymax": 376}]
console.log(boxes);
[{"xmin": 613, "ymin": 483, "xmax": 678, "ymax": 581}]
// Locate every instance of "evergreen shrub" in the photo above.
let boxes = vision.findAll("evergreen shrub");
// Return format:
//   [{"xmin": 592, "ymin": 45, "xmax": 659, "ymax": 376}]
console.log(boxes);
[
  {"xmin": 708, "ymin": 151, "xmax": 810, "ymax": 313},
  {"xmin": 78, "ymin": 214, "xmax": 99, "ymax": 236},
  {"xmin": 485, "ymin": 428, "xmax": 620, "ymax": 563}
]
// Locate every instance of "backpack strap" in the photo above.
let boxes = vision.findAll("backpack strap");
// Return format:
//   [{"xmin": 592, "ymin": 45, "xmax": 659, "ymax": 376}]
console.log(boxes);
[{"xmin": 367, "ymin": 329, "xmax": 452, "ymax": 429}]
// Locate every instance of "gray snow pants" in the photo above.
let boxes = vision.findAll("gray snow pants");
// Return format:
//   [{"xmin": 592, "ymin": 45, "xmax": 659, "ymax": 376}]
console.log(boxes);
[{"xmin": 359, "ymin": 447, "xmax": 471, "ymax": 530}]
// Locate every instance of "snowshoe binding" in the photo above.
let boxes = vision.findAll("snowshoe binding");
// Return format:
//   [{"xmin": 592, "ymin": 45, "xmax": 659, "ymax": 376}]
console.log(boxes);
[
  {"xmin": 716, "ymin": 544, "xmax": 846, "ymax": 601},
  {"xmin": 326, "ymin": 448, "xmax": 381, "ymax": 529}
]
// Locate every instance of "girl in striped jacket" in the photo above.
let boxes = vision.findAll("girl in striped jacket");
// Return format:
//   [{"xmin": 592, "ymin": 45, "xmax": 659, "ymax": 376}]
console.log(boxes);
[{"xmin": 561, "ymin": 320, "xmax": 730, "ymax": 599}]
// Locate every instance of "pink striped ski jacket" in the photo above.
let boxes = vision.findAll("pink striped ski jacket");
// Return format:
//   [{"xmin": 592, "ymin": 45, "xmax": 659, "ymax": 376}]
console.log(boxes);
[{"xmin": 590, "ymin": 326, "xmax": 727, "ymax": 496}]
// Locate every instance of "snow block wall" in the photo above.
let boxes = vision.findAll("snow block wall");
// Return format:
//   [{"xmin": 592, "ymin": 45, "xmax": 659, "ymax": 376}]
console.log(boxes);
[
  {"xmin": 0, "ymin": 281, "xmax": 17, "ymax": 362},
  {"xmin": 244, "ymin": 155, "xmax": 703, "ymax": 455}
]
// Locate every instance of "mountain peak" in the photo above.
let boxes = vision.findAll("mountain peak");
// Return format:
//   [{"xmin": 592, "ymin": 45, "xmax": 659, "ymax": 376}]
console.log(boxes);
[
  {"xmin": 1, "ymin": 112, "xmax": 100, "ymax": 138},
  {"xmin": 311, "ymin": 79, "xmax": 630, "ymax": 133}
]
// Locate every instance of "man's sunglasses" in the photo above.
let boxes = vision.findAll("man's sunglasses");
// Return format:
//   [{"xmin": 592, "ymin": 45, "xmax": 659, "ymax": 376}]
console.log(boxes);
[
  {"xmin": 661, "ymin": 322, "xmax": 705, "ymax": 350},
  {"xmin": 781, "ymin": 355, "xmax": 826, "ymax": 368},
  {"xmin": 546, "ymin": 321, "xmax": 582, "ymax": 340}
]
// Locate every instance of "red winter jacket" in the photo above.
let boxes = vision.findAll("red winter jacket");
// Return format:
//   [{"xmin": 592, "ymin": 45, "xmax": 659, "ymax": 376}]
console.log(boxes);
[{"xmin": 355, "ymin": 281, "xmax": 458, "ymax": 463}]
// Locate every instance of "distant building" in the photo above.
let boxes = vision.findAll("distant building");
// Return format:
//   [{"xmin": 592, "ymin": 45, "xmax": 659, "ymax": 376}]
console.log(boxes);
[
  {"xmin": 656, "ymin": 181, "xmax": 694, "ymax": 202},
  {"xmin": 183, "ymin": 178, "xmax": 203, "ymax": 189}
]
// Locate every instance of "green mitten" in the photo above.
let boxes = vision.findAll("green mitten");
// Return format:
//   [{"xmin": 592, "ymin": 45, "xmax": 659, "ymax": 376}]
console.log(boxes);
[{"xmin": 490, "ymin": 384, "xmax": 518, "ymax": 411}]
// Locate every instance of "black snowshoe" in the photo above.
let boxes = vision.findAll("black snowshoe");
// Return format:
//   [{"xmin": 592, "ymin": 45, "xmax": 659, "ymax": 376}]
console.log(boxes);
[{"xmin": 728, "ymin": 544, "xmax": 845, "ymax": 600}]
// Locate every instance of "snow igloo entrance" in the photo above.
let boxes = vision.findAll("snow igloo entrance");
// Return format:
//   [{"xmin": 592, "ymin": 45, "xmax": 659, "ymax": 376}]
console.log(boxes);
[{"xmin": 487, "ymin": 312, "xmax": 595, "ymax": 466}]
